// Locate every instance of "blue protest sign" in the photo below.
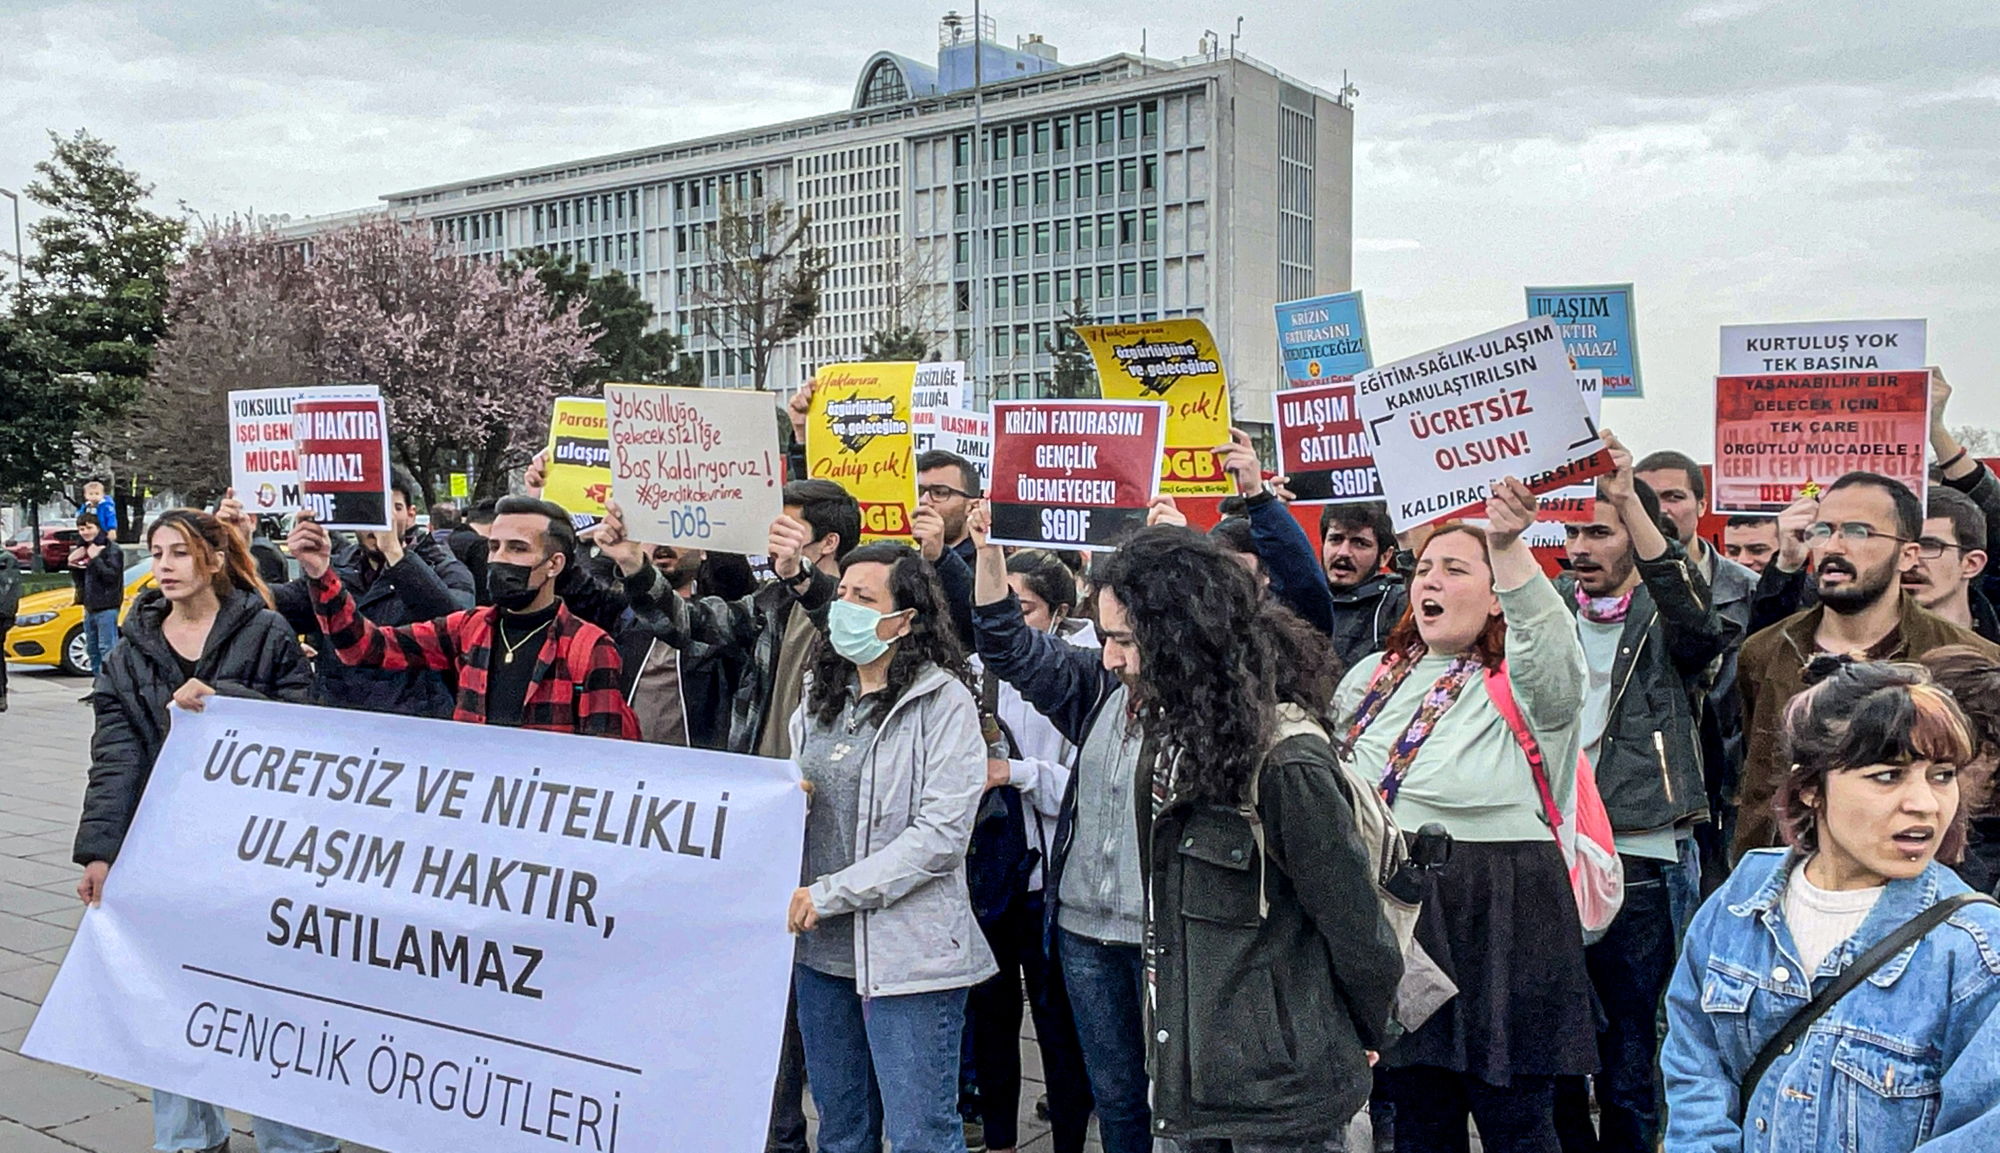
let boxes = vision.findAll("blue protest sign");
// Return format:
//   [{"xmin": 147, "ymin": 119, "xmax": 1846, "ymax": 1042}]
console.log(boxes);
[
  {"xmin": 1276, "ymin": 291, "xmax": 1372, "ymax": 387},
  {"xmin": 1525, "ymin": 283, "xmax": 1642, "ymax": 398}
]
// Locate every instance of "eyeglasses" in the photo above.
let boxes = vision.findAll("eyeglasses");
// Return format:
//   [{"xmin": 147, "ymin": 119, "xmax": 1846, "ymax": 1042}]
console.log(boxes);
[
  {"xmin": 1803, "ymin": 521, "xmax": 1910, "ymax": 547},
  {"xmin": 1916, "ymin": 536, "xmax": 1968, "ymax": 560},
  {"xmin": 917, "ymin": 484, "xmax": 971, "ymax": 502}
]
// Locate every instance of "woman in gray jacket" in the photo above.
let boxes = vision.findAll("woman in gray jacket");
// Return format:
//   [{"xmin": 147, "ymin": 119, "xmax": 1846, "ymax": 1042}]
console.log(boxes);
[{"xmin": 784, "ymin": 540, "xmax": 997, "ymax": 1153}]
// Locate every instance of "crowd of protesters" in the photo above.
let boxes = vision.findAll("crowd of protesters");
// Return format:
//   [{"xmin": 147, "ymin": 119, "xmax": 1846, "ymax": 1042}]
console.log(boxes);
[{"xmin": 45, "ymin": 368, "xmax": 2000, "ymax": 1153}]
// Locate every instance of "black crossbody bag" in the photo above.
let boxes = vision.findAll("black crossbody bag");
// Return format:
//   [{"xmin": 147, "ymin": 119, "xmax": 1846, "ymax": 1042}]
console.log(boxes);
[{"xmin": 1733, "ymin": 890, "xmax": 1999, "ymax": 1123}]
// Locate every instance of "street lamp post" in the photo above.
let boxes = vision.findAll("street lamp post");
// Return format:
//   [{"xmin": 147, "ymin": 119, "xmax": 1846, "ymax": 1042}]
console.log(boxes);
[{"xmin": 0, "ymin": 187, "xmax": 23, "ymax": 312}]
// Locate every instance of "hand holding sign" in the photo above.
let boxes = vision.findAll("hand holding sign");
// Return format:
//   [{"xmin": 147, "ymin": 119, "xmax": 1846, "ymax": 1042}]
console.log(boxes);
[
  {"xmin": 596, "ymin": 501, "xmax": 648, "ymax": 577},
  {"xmin": 524, "ymin": 448, "xmax": 549, "ymax": 498},
  {"xmin": 966, "ymin": 499, "xmax": 990, "ymax": 550},
  {"xmin": 788, "ymin": 377, "xmax": 817, "ymax": 445},
  {"xmin": 1775, "ymin": 494, "xmax": 1820, "ymax": 574},
  {"xmin": 1146, "ymin": 495, "xmax": 1187, "ymax": 529},
  {"xmin": 286, "ymin": 512, "xmax": 333, "ymax": 580},
  {"xmin": 769, "ymin": 514, "xmax": 815, "ymax": 581},
  {"xmin": 214, "ymin": 488, "xmax": 255, "ymax": 546},
  {"xmin": 1485, "ymin": 478, "xmax": 1540, "ymax": 551},
  {"xmin": 1216, "ymin": 428, "xmax": 1266, "ymax": 498},
  {"xmin": 1598, "ymin": 429, "xmax": 1635, "ymax": 505}
]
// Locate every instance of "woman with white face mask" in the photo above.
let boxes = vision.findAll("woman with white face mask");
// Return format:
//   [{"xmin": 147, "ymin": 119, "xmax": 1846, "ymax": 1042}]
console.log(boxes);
[
  {"xmin": 1662, "ymin": 661, "xmax": 2000, "ymax": 1153},
  {"xmin": 783, "ymin": 541, "xmax": 996, "ymax": 1153}
]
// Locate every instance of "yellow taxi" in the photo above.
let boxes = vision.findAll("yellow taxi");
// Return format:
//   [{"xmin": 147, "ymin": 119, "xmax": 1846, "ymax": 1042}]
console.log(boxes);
[{"xmin": 4, "ymin": 553, "xmax": 155, "ymax": 676}]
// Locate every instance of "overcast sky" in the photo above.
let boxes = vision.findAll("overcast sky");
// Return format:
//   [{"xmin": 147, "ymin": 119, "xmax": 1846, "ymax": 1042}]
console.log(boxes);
[{"xmin": 4, "ymin": 0, "xmax": 1997, "ymax": 441}]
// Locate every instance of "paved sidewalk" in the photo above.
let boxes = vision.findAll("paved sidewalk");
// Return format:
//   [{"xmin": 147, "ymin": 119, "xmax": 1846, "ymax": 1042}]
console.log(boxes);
[{"xmin": 0, "ymin": 663, "xmax": 1076, "ymax": 1151}]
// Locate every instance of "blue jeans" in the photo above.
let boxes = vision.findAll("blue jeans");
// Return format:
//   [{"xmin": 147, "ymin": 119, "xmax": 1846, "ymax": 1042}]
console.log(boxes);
[
  {"xmin": 152, "ymin": 1090, "xmax": 337, "ymax": 1152},
  {"xmin": 85, "ymin": 607, "xmax": 119, "ymax": 673},
  {"xmin": 1056, "ymin": 927, "xmax": 1152, "ymax": 1153},
  {"xmin": 793, "ymin": 963, "xmax": 966, "ymax": 1153},
  {"xmin": 1665, "ymin": 834, "xmax": 1701, "ymax": 943}
]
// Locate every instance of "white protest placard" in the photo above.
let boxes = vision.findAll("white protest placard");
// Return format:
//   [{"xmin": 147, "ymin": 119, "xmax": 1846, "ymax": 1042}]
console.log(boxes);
[
  {"xmin": 228, "ymin": 386, "xmax": 380, "ymax": 516},
  {"xmin": 910, "ymin": 362, "xmax": 966, "ymax": 452},
  {"xmin": 25, "ymin": 697, "xmax": 805, "ymax": 1153},
  {"xmin": 604, "ymin": 384, "xmax": 785, "ymax": 557},
  {"xmin": 1719, "ymin": 319, "xmax": 1926, "ymax": 376},
  {"xmin": 1538, "ymin": 369, "xmax": 1605, "ymax": 524},
  {"xmin": 1353, "ymin": 317, "xmax": 1611, "ymax": 532},
  {"xmin": 930, "ymin": 407, "xmax": 992, "ymax": 490}
]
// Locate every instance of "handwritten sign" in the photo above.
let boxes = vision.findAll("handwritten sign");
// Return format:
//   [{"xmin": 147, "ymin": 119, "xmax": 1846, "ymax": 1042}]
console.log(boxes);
[
  {"xmin": 988, "ymin": 400, "xmax": 1167, "ymax": 551},
  {"xmin": 604, "ymin": 384, "xmax": 784, "ymax": 557},
  {"xmin": 1719, "ymin": 319, "xmax": 1926, "ymax": 376},
  {"xmin": 24, "ymin": 696, "xmax": 805, "ymax": 1153},
  {"xmin": 1712, "ymin": 371, "xmax": 1930, "ymax": 514},
  {"xmin": 1526, "ymin": 284, "xmax": 1642, "ymax": 398},
  {"xmin": 1353, "ymin": 318, "xmax": 1610, "ymax": 532},
  {"xmin": 1078, "ymin": 319, "xmax": 1233, "ymax": 497},
  {"xmin": 1277, "ymin": 291, "xmax": 1372, "ymax": 387},
  {"xmin": 543, "ymin": 397, "xmax": 611, "ymax": 528},
  {"xmin": 295, "ymin": 394, "xmax": 392, "ymax": 531},
  {"xmin": 807, "ymin": 363, "xmax": 918, "ymax": 542}
]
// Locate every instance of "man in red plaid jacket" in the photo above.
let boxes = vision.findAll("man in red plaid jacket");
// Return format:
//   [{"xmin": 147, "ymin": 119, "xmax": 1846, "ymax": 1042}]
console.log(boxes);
[{"xmin": 287, "ymin": 496, "xmax": 638, "ymax": 739}]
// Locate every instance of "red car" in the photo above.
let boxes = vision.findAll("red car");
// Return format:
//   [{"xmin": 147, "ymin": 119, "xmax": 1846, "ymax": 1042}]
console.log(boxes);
[{"xmin": 3, "ymin": 524, "xmax": 84, "ymax": 570}]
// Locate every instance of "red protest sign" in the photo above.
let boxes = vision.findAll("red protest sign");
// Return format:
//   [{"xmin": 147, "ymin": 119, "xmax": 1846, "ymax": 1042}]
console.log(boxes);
[
  {"xmin": 1272, "ymin": 382, "xmax": 1383, "ymax": 504},
  {"xmin": 295, "ymin": 396, "xmax": 392, "ymax": 530},
  {"xmin": 1712, "ymin": 371, "xmax": 1929, "ymax": 514},
  {"xmin": 989, "ymin": 400, "xmax": 1167, "ymax": 551}
]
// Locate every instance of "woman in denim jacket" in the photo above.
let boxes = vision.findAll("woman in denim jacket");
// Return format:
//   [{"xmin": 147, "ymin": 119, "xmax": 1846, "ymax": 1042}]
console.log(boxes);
[{"xmin": 1663, "ymin": 661, "xmax": 2000, "ymax": 1152}]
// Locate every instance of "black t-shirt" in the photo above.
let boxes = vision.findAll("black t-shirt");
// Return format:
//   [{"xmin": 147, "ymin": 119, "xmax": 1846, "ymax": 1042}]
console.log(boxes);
[
  {"xmin": 486, "ymin": 602, "xmax": 559, "ymax": 727},
  {"xmin": 173, "ymin": 649, "xmax": 197, "ymax": 683}
]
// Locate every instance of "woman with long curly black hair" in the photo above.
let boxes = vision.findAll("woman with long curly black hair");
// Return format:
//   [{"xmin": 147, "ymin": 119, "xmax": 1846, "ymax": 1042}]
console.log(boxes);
[
  {"xmin": 1089, "ymin": 524, "xmax": 1403, "ymax": 1151},
  {"xmin": 782, "ymin": 540, "xmax": 996, "ymax": 1153}
]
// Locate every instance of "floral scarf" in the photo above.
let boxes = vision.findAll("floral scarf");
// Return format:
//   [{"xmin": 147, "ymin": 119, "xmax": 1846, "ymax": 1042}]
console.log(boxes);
[
  {"xmin": 1344, "ymin": 645, "xmax": 1484, "ymax": 804},
  {"xmin": 1575, "ymin": 584, "xmax": 1634, "ymax": 624}
]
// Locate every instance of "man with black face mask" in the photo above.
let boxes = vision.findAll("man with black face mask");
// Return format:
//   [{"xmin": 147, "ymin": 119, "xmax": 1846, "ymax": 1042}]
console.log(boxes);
[
  {"xmin": 1734, "ymin": 471, "xmax": 1998, "ymax": 857},
  {"xmin": 288, "ymin": 496, "xmax": 638, "ymax": 737}
]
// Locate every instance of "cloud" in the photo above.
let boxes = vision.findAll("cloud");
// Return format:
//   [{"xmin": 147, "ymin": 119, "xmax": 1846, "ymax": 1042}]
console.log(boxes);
[{"xmin": 1, "ymin": 0, "xmax": 1995, "ymax": 437}]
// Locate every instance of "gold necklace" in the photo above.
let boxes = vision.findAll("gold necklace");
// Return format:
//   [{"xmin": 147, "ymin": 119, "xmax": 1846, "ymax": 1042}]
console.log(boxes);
[{"xmin": 498, "ymin": 617, "xmax": 552, "ymax": 665}]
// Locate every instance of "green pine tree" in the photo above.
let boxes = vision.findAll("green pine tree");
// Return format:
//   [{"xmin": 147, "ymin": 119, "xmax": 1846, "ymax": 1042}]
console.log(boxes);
[{"xmin": 515, "ymin": 248, "xmax": 701, "ymax": 391}]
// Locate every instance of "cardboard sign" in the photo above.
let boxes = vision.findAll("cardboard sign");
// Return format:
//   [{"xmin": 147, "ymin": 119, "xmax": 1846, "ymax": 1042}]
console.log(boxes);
[
  {"xmin": 605, "ymin": 384, "xmax": 785, "ymax": 557},
  {"xmin": 807, "ymin": 363, "xmax": 918, "ymax": 541},
  {"xmin": 910, "ymin": 361, "xmax": 966, "ymax": 452},
  {"xmin": 1353, "ymin": 318, "xmax": 1612, "ymax": 532},
  {"xmin": 930, "ymin": 407, "xmax": 993, "ymax": 492},
  {"xmin": 295, "ymin": 395, "xmax": 392, "ymax": 530},
  {"xmin": 1712, "ymin": 370, "xmax": 1930, "ymax": 513},
  {"xmin": 544, "ymin": 397, "xmax": 611, "ymax": 527},
  {"xmin": 1078, "ymin": 319, "xmax": 1233, "ymax": 497},
  {"xmin": 24, "ymin": 696, "xmax": 805, "ymax": 1153},
  {"xmin": 1719, "ymin": 319, "xmax": 1925, "ymax": 376},
  {"xmin": 1526, "ymin": 284, "xmax": 1643, "ymax": 398},
  {"xmin": 988, "ymin": 400, "xmax": 1167, "ymax": 551},
  {"xmin": 1277, "ymin": 291, "xmax": 1372, "ymax": 386},
  {"xmin": 1535, "ymin": 370, "xmax": 1605, "ymax": 524},
  {"xmin": 228, "ymin": 385, "xmax": 380, "ymax": 515},
  {"xmin": 1273, "ymin": 382, "xmax": 1382, "ymax": 505}
]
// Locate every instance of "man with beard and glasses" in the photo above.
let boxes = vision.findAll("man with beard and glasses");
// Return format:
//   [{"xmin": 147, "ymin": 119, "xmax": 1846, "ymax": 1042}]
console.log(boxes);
[
  {"xmin": 1733, "ymin": 471, "xmax": 1999, "ymax": 858},
  {"xmin": 1320, "ymin": 502, "xmax": 1411, "ymax": 669},
  {"xmin": 1554, "ymin": 433, "xmax": 1731, "ymax": 1153}
]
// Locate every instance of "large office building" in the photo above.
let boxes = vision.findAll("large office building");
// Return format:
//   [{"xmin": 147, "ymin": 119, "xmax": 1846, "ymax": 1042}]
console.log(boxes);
[{"xmin": 282, "ymin": 13, "xmax": 1354, "ymax": 418}]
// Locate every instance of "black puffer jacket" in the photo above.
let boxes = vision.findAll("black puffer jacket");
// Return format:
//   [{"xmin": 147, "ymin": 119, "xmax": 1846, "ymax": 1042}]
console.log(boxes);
[
  {"xmin": 1144, "ymin": 730, "xmax": 1402, "ymax": 1141},
  {"xmin": 74, "ymin": 587, "xmax": 314, "ymax": 865}
]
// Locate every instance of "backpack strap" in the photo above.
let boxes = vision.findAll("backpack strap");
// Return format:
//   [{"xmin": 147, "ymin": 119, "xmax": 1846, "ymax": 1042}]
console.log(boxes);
[
  {"xmin": 1484, "ymin": 663, "xmax": 1563, "ymax": 837},
  {"xmin": 1733, "ymin": 891, "xmax": 2000, "ymax": 1123},
  {"xmin": 1240, "ymin": 706, "xmax": 1335, "ymax": 920}
]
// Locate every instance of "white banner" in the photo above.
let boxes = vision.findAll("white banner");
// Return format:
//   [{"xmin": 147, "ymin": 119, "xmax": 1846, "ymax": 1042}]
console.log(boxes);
[
  {"xmin": 910, "ymin": 362, "xmax": 967, "ymax": 453},
  {"xmin": 25, "ymin": 697, "xmax": 805, "ymax": 1153},
  {"xmin": 604, "ymin": 384, "xmax": 785, "ymax": 557},
  {"xmin": 1718, "ymin": 318, "xmax": 1926, "ymax": 376},
  {"xmin": 1353, "ymin": 318, "xmax": 1608, "ymax": 532}
]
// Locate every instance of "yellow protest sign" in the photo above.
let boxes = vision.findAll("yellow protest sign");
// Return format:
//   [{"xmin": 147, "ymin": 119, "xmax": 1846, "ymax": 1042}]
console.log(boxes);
[
  {"xmin": 543, "ymin": 396, "xmax": 611, "ymax": 522},
  {"xmin": 1078, "ymin": 319, "xmax": 1233, "ymax": 496},
  {"xmin": 807, "ymin": 363, "xmax": 918, "ymax": 541},
  {"xmin": 448, "ymin": 472, "xmax": 469, "ymax": 498}
]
